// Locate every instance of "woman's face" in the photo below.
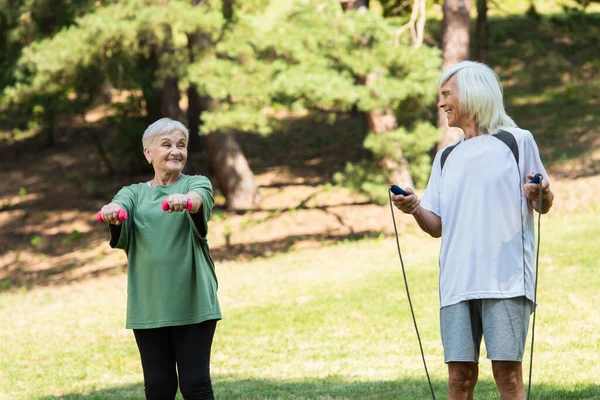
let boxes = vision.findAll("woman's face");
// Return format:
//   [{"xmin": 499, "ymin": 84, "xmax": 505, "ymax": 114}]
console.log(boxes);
[{"xmin": 144, "ymin": 130, "xmax": 188, "ymax": 174}]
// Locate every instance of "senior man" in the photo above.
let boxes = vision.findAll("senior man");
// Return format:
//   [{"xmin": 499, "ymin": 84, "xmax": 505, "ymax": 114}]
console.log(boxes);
[{"xmin": 393, "ymin": 61, "xmax": 554, "ymax": 400}]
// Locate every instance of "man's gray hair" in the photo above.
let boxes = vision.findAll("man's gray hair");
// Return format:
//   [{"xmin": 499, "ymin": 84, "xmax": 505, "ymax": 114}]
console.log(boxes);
[
  {"xmin": 439, "ymin": 61, "xmax": 516, "ymax": 134},
  {"xmin": 142, "ymin": 118, "xmax": 190, "ymax": 148}
]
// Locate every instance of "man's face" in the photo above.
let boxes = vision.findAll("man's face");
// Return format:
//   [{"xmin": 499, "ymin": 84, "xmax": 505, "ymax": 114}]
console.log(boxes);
[
  {"xmin": 144, "ymin": 131, "xmax": 188, "ymax": 174},
  {"xmin": 438, "ymin": 75, "xmax": 461, "ymax": 128}
]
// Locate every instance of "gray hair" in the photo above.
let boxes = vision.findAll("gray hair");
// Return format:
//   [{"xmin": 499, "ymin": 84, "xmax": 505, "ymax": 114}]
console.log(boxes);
[
  {"xmin": 142, "ymin": 118, "xmax": 190, "ymax": 148},
  {"xmin": 439, "ymin": 61, "xmax": 516, "ymax": 134}
]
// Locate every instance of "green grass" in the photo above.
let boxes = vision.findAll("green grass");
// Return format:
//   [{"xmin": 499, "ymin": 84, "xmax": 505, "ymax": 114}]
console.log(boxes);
[{"xmin": 1, "ymin": 204, "xmax": 599, "ymax": 399}]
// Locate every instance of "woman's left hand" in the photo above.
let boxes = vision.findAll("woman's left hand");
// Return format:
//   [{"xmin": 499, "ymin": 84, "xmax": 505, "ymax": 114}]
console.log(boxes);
[{"xmin": 164, "ymin": 194, "xmax": 189, "ymax": 213}]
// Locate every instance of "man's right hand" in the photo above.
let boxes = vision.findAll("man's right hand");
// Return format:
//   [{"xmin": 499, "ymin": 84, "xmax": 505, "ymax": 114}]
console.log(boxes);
[
  {"xmin": 100, "ymin": 202, "xmax": 124, "ymax": 225},
  {"xmin": 391, "ymin": 187, "xmax": 420, "ymax": 214}
]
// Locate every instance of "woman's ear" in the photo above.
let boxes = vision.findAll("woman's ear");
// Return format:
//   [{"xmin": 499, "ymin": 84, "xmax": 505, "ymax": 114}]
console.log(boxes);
[{"xmin": 143, "ymin": 147, "xmax": 152, "ymax": 164}]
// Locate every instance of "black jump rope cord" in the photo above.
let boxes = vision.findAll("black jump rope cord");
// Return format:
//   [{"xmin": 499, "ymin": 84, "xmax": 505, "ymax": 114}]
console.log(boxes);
[
  {"xmin": 387, "ymin": 190, "xmax": 436, "ymax": 400},
  {"xmin": 527, "ymin": 178, "xmax": 543, "ymax": 400},
  {"xmin": 388, "ymin": 179, "xmax": 543, "ymax": 400}
]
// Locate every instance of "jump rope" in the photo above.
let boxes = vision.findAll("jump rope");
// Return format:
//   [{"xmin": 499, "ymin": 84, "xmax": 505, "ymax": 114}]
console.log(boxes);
[{"xmin": 388, "ymin": 173, "xmax": 543, "ymax": 400}]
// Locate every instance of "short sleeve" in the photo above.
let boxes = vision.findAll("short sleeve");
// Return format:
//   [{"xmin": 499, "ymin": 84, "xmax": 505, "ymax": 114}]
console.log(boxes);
[
  {"xmin": 108, "ymin": 185, "xmax": 137, "ymax": 251},
  {"xmin": 186, "ymin": 175, "xmax": 214, "ymax": 239},
  {"xmin": 520, "ymin": 131, "xmax": 550, "ymax": 186},
  {"xmin": 421, "ymin": 150, "xmax": 443, "ymax": 217}
]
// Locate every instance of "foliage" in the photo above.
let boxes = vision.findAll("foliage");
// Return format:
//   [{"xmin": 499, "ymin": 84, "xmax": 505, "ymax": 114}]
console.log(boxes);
[
  {"xmin": 2, "ymin": 0, "xmax": 441, "ymax": 186},
  {"xmin": 376, "ymin": 0, "xmax": 442, "ymax": 18},
  {"xmin": 189, "ymin": 0, "xmax": 441, "ymax": 191},
  {"xmin": 334, "ymin": 160, "xmax": 390, "ymax": 204},
  {"xmin": 363, "ymin": 121, "xmax": 439, "ymax": 185}
]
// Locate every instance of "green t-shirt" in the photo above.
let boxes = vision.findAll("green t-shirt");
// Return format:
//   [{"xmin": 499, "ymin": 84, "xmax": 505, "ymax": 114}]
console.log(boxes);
[{"xmin": 108, "ymin": 174, "xmax": 221, "ymax": 329}]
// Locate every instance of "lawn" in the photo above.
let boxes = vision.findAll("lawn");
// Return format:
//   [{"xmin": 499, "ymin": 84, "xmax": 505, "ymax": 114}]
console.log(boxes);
[{"xmin": 1, "ymin": 198, "xmax": 599, "ymax": 400}]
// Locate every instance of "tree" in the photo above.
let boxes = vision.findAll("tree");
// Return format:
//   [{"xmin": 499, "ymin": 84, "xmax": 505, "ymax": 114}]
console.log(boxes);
[
  {"xmin": 0, "ymin": 0, "xmax": 102, "ymax": 146},
  {"xmin": 2, "ymin": 0, "xmax": 262, "ymax": 210},
  {"xmin": 339, "ymin": 0, "xmax": 429, "ymax": 187},
  {"xmin": 437, "ymin": 0, "xmax": 471, "ymax": 151},
  {"xmin": 3, "ymin": 0, "xmax": 440, "ymax": 204},
  {"xmin": 188, "ymin": 0, "xmax": 261, "ymax": 210},
  {"xmin": 475, "ymin": 0, "xmax": 488, "ymax": 62}
]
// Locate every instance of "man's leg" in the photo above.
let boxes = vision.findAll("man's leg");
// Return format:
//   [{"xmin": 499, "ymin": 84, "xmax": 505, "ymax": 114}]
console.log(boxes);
[
  {"xmin": 491, "ymin": 361, "xmax": 525, "ymax": 400},
  {"xmin": 448, "ymin": 362, "xmax": 479, "ymax": 400},
  {"xmin": 482, "ymin": 297, "xmax": 532, "ymax": 400},
  {"xmin": 441, "ymin": 300, "xmax": 483, "ymax": 400}
]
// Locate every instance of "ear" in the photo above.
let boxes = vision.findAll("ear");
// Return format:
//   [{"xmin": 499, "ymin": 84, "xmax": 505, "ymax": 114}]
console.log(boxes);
[{"xmin": 143, "ymin": 147, "xmax": 152, "ymax": 164}]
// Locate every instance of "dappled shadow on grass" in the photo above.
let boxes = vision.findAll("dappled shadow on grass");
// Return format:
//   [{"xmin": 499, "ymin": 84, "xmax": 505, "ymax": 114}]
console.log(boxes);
[
  {"xmin": 36, "ymin": 377, "xmax": 600, "ymax": 399},
  {"xmin": 210, "ymin": 229, "xmax": 386, "ymax": 262}
]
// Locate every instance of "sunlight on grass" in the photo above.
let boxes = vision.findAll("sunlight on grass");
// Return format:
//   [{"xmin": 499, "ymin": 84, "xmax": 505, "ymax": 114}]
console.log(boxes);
[{"xmin": 1, "ymin": 202, "xmax": 599, "ymax": 399}]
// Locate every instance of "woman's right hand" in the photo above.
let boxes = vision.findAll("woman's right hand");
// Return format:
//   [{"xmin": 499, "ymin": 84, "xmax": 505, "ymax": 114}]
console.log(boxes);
[
  {"xmin": 391, "ymin": 187, "xmax": 420, "ymax": 214},
  {"xmin": 100, "ymin": 202, "xmax": 124, "ymax": 225}
]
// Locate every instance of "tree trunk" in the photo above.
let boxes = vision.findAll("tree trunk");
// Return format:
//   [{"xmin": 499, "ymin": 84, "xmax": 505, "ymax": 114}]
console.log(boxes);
[
  {"xmin": 158, "ymin": 24, "xmax": 182, "ymax": 120},
  {"xmin": 475, "ymin": 0, "xmax": 488, "ymax": 62},
  {"xmin": 160, "ymin": 77, "xmax": 181, "ymax": 119},
  {"xmin": 204, "ymin": 132, "xmax": 260, "ymax": 210},
  {"xmin": 187, "ymin": 0, "xmax": 260, "ymax": 210},
  {"xmin": 360, "ymin": 72, "xmax": 414, "ymax": 188},
  {"xmin": 437, "ymin": 0, "xmax": 471, "ymax": 151}
]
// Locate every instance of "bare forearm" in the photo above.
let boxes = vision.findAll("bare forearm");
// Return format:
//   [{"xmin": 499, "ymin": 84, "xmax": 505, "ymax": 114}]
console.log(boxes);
[
  {"xmin": 186, "ymin": 191, "xmax": 203, "ymax": 214},
  {"xmin": 413, "ymin": 206, "xmax": 442, "ymax": 238}
]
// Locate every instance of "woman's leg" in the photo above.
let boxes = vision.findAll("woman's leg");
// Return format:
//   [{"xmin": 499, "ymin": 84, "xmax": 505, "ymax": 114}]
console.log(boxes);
[
  {"xmin": 133, "ymin": 327, "xmax": 178, "ymax": 400},
  {"xmin": 172, "ymin": 320, "xmax": 218, "ymax": 400}
]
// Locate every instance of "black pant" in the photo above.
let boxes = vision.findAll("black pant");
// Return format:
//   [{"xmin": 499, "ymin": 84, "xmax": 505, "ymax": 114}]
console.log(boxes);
[{"xmin": 133, "ymin": 320, "xmax": 217, "ymax": 400}]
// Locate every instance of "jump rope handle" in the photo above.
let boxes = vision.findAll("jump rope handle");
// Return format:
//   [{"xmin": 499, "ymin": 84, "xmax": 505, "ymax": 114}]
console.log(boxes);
[
  {"xmin": 389, "ymin": 185, "xmax": 408, "ymax": 196},
  {"xmin": 96, "ymin": 209, "xmax": 128, "ymax": 223},
  {"xmin": 162, "ymin": 199, "xmax": 193, "ymax": 212},
  {"xmin": 529, "ymin": 173, "xmax": 543, "ymax": 184}
]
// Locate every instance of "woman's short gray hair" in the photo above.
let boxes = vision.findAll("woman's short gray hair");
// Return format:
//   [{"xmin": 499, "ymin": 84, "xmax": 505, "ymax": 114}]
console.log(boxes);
[
  {"xmin": 439, "ymin": 61, "xmax": 516, "ymax": 134},
  {"xmin": 142, "ymin": 118, "xmax": 190, "ymax": 148}
]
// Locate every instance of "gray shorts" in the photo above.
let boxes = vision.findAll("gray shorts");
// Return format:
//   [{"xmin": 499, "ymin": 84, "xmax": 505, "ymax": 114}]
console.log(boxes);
[{"xmin": 440, "ymin": 296, "xmax": 532, "ymax": 363}]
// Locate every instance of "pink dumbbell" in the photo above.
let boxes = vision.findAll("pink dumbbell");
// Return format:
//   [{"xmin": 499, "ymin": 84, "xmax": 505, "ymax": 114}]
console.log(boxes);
[
  {"xmin": 96, "ymin": 209, "xmax": 127, "ymax": 223},
  {"xmin": 162, "ymin": 199, "xmax": 193, "ymax": 212}
]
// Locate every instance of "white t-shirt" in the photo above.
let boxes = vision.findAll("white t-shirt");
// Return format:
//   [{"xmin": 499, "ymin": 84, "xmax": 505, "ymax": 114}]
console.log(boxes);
[{"xmin": 421, "ymin": 127, "xmax": 549, "ymax": 308}]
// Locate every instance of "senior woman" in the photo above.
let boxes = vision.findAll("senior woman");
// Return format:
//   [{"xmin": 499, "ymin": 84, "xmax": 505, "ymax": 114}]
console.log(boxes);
[{"xmin": 99, "ymin": 118, "xmax": 221, "ymax": 400}]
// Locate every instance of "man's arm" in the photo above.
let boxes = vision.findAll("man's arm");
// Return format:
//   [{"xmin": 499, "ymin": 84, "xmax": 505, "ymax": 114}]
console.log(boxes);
[
  {"xmin": 391, "ymin": 188, "xmax": 442, "ymax": 238},
  {"xmin": 412, "ymin": 206, "xmax": 442, "ymax": 238}
]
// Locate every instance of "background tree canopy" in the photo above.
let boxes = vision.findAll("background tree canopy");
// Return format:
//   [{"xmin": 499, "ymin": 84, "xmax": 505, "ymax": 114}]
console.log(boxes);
[{"xmin": 1, "ymin": 0, "xmax": 442, "ymax": 206}]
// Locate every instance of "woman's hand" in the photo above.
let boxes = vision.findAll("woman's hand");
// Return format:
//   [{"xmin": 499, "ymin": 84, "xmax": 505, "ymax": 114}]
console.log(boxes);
[
  {"xmin": 100, "ymin": 202, "xmax": 124, "ymax": 225},
  {"xmin": 164, "ymin": 194, "xmax": 190, "ymax": 213}
]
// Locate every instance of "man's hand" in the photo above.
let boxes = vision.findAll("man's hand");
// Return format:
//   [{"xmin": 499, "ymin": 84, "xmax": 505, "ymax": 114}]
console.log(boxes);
[
  {"xmin": 524, "ymin": 173, "xmax": 554, "ymax": 214},
  {"xmin": 391, "ymin": 187, "xmax": 420, "ymax": 214}
]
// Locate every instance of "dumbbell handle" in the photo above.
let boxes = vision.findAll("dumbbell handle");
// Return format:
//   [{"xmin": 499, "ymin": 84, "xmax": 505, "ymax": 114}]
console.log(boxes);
[
  {"xmin": 96, "ymin": 209, "xmax": 127, "ymax": 223},
  {"xmin": 162, "ymin": 199, "xmax": 193, "ymax": 211}
]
